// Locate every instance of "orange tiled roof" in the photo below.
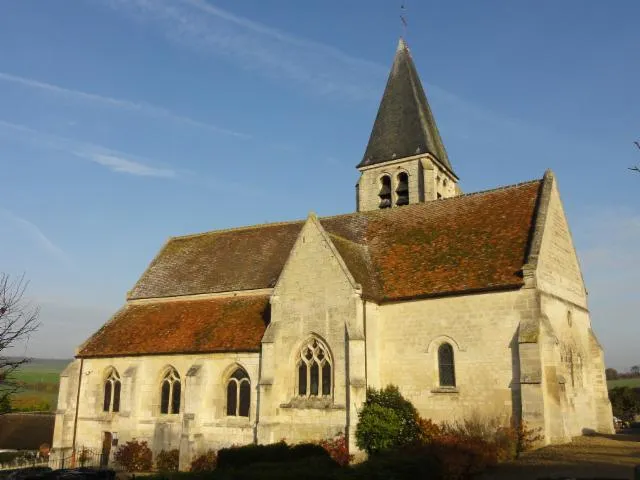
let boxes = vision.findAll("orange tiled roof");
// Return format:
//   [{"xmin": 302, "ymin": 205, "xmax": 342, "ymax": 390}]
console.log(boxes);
[
  {"xmin": 78, "ymin": 295, "xmax": 269, "ymax": 357},
  {"xmin": 80, "ymin": 179, "xmax": 542, "ymax": 357},
  {"xmin": 129, "ymin": 179, "xmax": 542, "ymax": 302}
]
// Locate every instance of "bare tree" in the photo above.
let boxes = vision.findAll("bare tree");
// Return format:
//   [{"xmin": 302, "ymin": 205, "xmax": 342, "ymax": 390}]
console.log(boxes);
[
  {"xmin": 0, "ymin": 273, "xmax": 40, "ymax": 412},
  {"xmin": 632, "ymin": 141, "xmax": 640, "ymax": 173}
]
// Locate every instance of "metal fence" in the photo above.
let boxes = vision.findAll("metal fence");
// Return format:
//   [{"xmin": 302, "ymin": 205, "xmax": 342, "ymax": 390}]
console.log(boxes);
[{"xmin": 0, "ymin": 448, "xmax": 107, "ymax": 472}]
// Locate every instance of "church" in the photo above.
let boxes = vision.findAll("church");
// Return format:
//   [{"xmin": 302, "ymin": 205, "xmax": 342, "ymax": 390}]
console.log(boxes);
[{"xmin": 53, "ymin": 39, "xmax": 613, "ymax": 466}]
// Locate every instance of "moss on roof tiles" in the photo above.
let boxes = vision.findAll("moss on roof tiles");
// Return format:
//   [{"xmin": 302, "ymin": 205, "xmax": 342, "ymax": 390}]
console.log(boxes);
[{"xmin": 128, "ymin": 178, "xmax": 542, "ymax": 303}]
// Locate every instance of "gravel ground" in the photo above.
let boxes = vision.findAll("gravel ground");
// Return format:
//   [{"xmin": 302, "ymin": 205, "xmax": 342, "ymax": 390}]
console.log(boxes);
[{"xmin": 479, "ymin": 432, "xmax": 640, "ymax": 480}]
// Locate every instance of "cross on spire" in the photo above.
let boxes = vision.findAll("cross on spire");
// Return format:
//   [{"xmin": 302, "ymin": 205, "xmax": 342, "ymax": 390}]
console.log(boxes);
[{"xmin": 400, "ymin": 2, "xmax": 408, "ymax": 38}]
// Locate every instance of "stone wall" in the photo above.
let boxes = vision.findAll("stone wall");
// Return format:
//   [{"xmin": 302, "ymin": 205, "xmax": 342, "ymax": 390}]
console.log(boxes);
[
  {"xmin": 53, "ymin": 351, "xmax": 259, "ymax": 468},
  {"xmin": 356, "ymin": 154, "xmax": 457, "ymax": 211},
  {"xmin": 531, "ymin": 173, "xmax": 613, "ymax": 439},
  {"xmin": 373, "ymin": 289, "xmax": 533, "ymax": 425},
  {"xmin": 258, "ymin": 215, "xmax": 364, "ymax": 450},
  {"xmin": 535, "ymin": 179, "xmax": 588, "ymax": 309}
]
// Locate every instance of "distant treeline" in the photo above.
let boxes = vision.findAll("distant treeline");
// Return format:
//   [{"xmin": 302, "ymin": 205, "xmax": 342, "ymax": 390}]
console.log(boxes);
[
  {"xmin": 606, "ymin": 367, "xmax": 640, "ymax": 380},
  {"xmin": 14, "ymin": 380, "xmax": 59, "ymax": 393}
]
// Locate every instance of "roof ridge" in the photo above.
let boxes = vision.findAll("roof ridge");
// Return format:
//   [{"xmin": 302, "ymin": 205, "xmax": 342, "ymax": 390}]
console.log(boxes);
[
  {"xmin": 167, "ymin": 177, "xmax": 543, "ymax": 241},
  {"xmin": 432, "ymin": 177, "xmax": 542, "ymax": 202},
  {"xmin": 170, "ymin": 218, "xmax": 304, "ymax": 241}
]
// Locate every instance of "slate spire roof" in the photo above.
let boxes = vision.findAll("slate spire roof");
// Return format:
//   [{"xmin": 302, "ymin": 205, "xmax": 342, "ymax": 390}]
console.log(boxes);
[{"xmin": 358, "ymin": 38, "xmax": 454, "ymax": 175}]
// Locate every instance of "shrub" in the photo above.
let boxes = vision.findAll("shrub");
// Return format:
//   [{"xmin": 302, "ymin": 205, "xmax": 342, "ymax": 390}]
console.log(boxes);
[
  {"xmin": 609, "ymin": 387, "xmax": 640, "ymax": 423},
  {"xmin": 355, "ymin": 403, "xmax": 403, "ymax": 454},
  {"xmin": 217, "ymin": 441, "xmax": 330, "ymax": 469},
  {"xmin": 189, "ymin": 450, "xmax": 217, "ymax": 472},
  {"xmin": 114, "ymin": 440, "xmax": 153, "ymax": 472},
  {"xmin": 318, "ymin": 432, "xmax": 353, "ymax": 466},
  {"xmin": 432, "ymin": 433, "xmax": 498, "ymax": 476},
  {"xmin": 365, "ymin": 386, "xmax": 421, "ymax": 442},
  {"xmin": 289, "ymin": 443, "xmax": 330, "ymax": 460},
  {"xmin": 349, "ymin": 446, "xmax": 442, "ymax": 480},
  {"xmin": 215, "ymin": 456, "xmax": 340, "ymax": 480},
  {"xmin": 417, "ymin": 417, "xmax": 442, "ymax": 443},
  {"xmin": 156, "ymin": 449, "xmax": 179, "ymax": 472},
  {"xmin": 355, "ymin": 385, "xmax": 421, "ymax": 455},
  {"xmin": 515, "ymin": 420, "xmax": 543, "ymax": 453}
]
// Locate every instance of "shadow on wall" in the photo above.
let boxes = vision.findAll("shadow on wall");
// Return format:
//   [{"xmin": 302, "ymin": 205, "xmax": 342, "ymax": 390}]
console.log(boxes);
[{"xmin": 509, "ymin": 329, "xmax": 522, "ymax": 426}]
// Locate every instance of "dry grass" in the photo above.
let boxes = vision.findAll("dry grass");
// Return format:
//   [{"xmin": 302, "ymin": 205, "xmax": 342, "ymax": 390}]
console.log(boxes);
[{"xmin": 479, "ymin": 433, "xmax": 640, "ymax": 479}]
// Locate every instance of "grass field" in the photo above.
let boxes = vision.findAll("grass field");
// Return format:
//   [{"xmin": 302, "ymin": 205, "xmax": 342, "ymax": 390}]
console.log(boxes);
[
  {"xmin": 6, "ymin": 358, "xmax": 70, "ymax": 412},
  {"xmin": 607, "ymin": 378, "xmax": 640, "ymax": 389}
]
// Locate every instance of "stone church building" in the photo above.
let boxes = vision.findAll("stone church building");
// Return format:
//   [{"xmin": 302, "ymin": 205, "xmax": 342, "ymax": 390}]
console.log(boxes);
[{"xmin": 53, "ymin": 39, "xmax": 613, "ymax": 465}]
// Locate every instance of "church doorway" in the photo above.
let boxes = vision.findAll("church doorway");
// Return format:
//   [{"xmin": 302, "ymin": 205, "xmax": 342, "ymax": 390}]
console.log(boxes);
[{"xmin": 101, "ymin": 432, "xmax": 112, "ymax": 467}]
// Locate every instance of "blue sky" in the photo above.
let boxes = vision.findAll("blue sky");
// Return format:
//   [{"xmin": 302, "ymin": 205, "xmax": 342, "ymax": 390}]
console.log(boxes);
[{"xmin": 1, "ymin": 1, "xmax": 638, "ymax": 369}]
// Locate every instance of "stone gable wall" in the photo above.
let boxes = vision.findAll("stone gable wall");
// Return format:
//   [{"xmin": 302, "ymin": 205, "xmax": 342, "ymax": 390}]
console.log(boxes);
[
  {"xmin": 536, "ymin": 181, "xmax": 587, "ymax": 308},
  {"xmin": 259, "ymin": 217, "xmax": 362, "ymax": 447},
  {"xmin": 533, "ymin": 177, "xmax": 613, "ymax": 437}
]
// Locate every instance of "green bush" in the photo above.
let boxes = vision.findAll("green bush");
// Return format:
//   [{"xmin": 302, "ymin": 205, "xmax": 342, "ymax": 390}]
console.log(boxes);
[
  {"xmin": 355, "ymin": 385, "xmax": 421, "ymax": 454},
  {"xmin": 217, "ymin": 441, "xmax": 330, "ymax": 469},
  {"xmin": 156, "ymin": 449, "xmax": 180, "ymax": 472},
  {"xmin": 609, "ymin": 386, "xmax": 640, "ymax": 422},
  {"xmin": 355, "ymin": 403, "xmax": 403, "ymax": 454}
]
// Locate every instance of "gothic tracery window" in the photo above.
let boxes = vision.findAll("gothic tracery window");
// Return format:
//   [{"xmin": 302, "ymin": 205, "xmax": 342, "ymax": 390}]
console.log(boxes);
[
  {"xmin": 103, "ymin": 369, "xmax": 121, "ymax": 413},
  {"xmin": 438, "ymin": 343, "xmax": 456, "ymax": 387},
  {"xmin": 378, "ymin": 175, "xmax": 392, "ymax": 209},
  {"xmin": 226, "ymin": 367, "xmax": 250, "ymax": 417},
  {"xmin": 297, "ymin": 338, "xmax": 332, "ymax": 397},
  {"xmin": 160, "ymin": 368, "xmax": 181, "ymax": 414}
]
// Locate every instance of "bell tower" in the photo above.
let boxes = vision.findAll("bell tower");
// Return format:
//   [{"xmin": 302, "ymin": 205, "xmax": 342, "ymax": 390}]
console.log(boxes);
[{"xmin": 356, "ymin": 38, "xmax": 459, "ymax": 212}]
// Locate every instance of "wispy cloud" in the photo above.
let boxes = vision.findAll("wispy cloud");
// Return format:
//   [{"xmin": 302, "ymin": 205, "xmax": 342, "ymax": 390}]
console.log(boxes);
[
  {"xmin": 100, "ymin": 0, "xmax": 556, "ymax": 144},
  {"xmin": 75, "ymin": 151, "xmax": 176, "ymax": 178},
  {"xmin": 0, "ymin": 120, "xmax": 264, "ymax": 196},
  {"xmin": 101, "ymin": 0, "xmax": 385, "ymax": 101},
  {"xmin": 0, "ymin": 119, "xmax": 177, "ymax": 178},
  {"xmin": 0, "ymin": 71, "xmax": 250, "ymax": 138},
  {"xmin": 0, "ymin": 207, "xmax": 68, "ymax": 262}
]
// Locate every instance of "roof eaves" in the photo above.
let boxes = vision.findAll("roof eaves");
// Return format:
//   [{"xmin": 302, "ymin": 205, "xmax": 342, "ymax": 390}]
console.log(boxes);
[
  {"xmin": 377, "ymin": 283, "xmax": 524, "ymax": 305},
  {"xmin": 76, "ymin": 347, "xmax": 262, "ymax": 359}
]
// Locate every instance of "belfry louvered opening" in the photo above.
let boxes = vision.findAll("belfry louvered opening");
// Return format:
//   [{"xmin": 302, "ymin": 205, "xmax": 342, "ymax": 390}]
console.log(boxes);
[
  {"xmin": 396, "ymin": 172, "xmax": 409, "ymax": 206},
  {"xmin": 379, "ymin": 175, "xmax": 392, "ymax": 209}
]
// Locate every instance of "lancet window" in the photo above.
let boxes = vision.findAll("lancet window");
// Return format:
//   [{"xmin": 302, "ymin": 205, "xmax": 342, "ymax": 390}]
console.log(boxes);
[
  {"xmin": 160, "ymin": 368, "xmax": 181, "ymax": 414},
  {"xmin": 226, "ymin": 367, "xmax": 250, "ymax": 417},
  {"xmin": 103, "ymin": 369, "xmax": 121, "ymax": 413}
]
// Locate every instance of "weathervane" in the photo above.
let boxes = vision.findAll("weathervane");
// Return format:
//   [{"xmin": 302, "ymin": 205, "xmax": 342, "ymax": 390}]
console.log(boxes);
[{"xmin": 400, "ymin": 2, "xmax": 408, "ymax": 38}]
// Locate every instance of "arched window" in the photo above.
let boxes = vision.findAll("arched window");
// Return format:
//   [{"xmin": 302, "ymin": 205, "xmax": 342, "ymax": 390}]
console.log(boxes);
[
  {"xmin": 378, "ymin": 175, "xmax": 392, "ymax": 209},
  {"xmin": 160, "ymin": 368, "xmax": 181, "ymax": 414},
  {"xmin": 103, "ymin": 369, "xmax": 121, "ymax": 413},
  {"xmin": 396, "ymin": 172, "xmax": 409, "ymax": 206},
  {"xmin": 438, "ymin": 343, "xmax": 456, "ymax": 387},
  {"xmin": 297, "ymin": 338, "xmax": 332, "ymax": 397},
  {"xmin": 226, "ymin": 367, "xmax": 250, "ymax": 417}
]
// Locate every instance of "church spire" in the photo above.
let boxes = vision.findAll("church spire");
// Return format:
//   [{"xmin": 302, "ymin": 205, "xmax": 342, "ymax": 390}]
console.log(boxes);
[{"xmin": 358, "ymin": 38, "xmax": 454, "ymax": 175}]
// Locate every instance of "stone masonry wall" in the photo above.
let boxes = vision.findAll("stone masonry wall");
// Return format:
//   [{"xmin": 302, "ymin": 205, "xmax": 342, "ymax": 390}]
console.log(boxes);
[
  {"xmin": 535, "ymin": 181, "xmax": 587, "ymax": 309},
  {"xmin": 534, "ymin": 177, "xmax": 613, "ymax": 436},
  {"xmin": 374, "ymin": 289, "xmax": 537, "ymax": 425},
  {"xmin": 357, "ymin": 154, "xmax": 457, "ymax": 212},
  {"xmin": 258, "ymin": 216, "xmax": 363, "ymax": 449},
  {"xmin": 53, "ymin": 351, "xmax": 259, "ymax": 467}
]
